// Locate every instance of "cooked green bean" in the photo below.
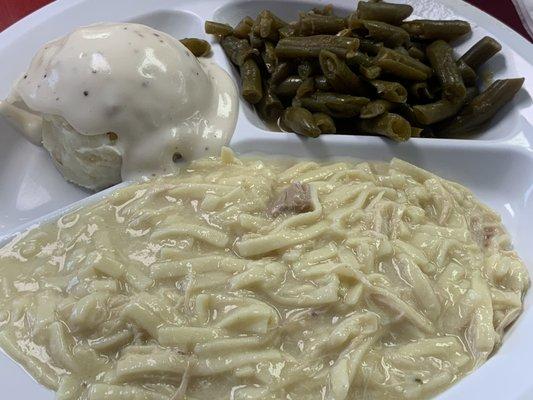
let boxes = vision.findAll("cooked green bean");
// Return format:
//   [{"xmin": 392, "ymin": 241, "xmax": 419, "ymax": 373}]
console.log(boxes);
[
  {"xmin": 262, "ymin": 41, "xmax": 277, "ymax": 74},
  {"xmin": 298, "ymin": 60, "xmax": 319, "ymax": 78},
  {"xmin": 358, "ymin": 38, "xmax": 383, "ymax": 55},
  {"xmin": 459, "ymin": 36, "xmax": 502, "ymax": 70},
  {"xmin": 401, "ymin": 20, "xmax": 471, "ymax": 41},
  {"xmin": 314, "ymin": 75, "xmax": 332, "ymax": 91},
  {"xmin": 313, "ymin": 112, "xmax": 337, "ymax": 133},
  {"xmin": 356, "ymin": 1, "xmax": 414, "ymax": 25},
  {"xmin": 180, "ymin": 38, "xmax": 211, "ymax": 57},
  {"xmin": 311, "ymin": 4, "xmax": 334, "ymax": 16},
  {"xmin": 299, "ymin": 14, "xmax": 346, "ymax": 35},
  {"xmin": 360, "ymin": 65, "xmax": 382, "ymax": 79},
  {"xmin": 319, "ymin": 50, "xmax": 362, "ymax": 93},
  {"xmin": 295, "ymin": 77, "xmax": 315, "ymax": 98},
  {"xmin": 274, "ymin": 76, "xmax": 303, "ymax": 97},
  {"xmin": 205, "ymin": 20, "xmax": 233, "ymax": 37},
  {"xmin": 410, "ymin": 126, "xmax": 424, "ymax": 137},
  {"xmin": 465, "ymin": 85, "xmax": 480, "ymax": 103},
  {"xmin": 221, "ymin": 35, "xmax": 259, "ymax": 66},
  {"xmin": 407, "ymin": 44, "xmax": 426, "ymax": 61},
  {"xmin": 281, "ymin": 106, "xmax": 321, "ymax": 137},
  {"xmin": 254, "ymin": 10, "xmax": 287, "ymax": 41},
  {"xmin": 349, "ymin": 18, "xmax": 410, "ymax": 47},
  {"xmin": 360, "ymin": 99, "xmax": 393, "ymax": 119},
  {"xmin": 257, "ymin": 87, "xmax": 284, "ymax": 122},
  {"xmin": 249, "ymin": 32, "xmax": 264, "ymax": 48},
  {"xmin": 279, "ymin": 24, "xmax": 297, "ymax": 39},
  {"xmin": 346, "ymin": 51, "xmax": 381, "ymax": 79},
  {"xmin": 299, "ymin": 92, "xmax": 370, "ymax": 118},
  {"xmin": 233, "ymin": 16, "xmax": 254, "ymax": 39},
  {"xmin": 410, "ymin": 82, "xmax": 435, "ymax": 102},
  {"xmin": 375, "ymin": 47, "xmax": 433, "ymax": 80},
  {"xmin": 270, "ymin": 62, "xmax": 292, "ymax": 84},
  {"xmin": 275, "ymin": 35, "xmax": 359, "ymax": 58},
  {"xmin": 336, "ymin": 28, "xmax": 354, "ymax": 37},
  {"xmin": 457, "ymin": 60, "xmax": 477, "ymax": 87},
  {"xmin": 357, "ymin": 113, "xmax": 411, "ymax": 141},
  {"xmin": 438, "ymin": 78, "xmax": 524, "ymax": 136},
  {"xmin": 240, "ymin": 58, "xmax": 263, "ymax": 104},
  {"xmin": 413, "ymin": 99, "xmax": 463, "ymax": 125},
  {"xmin": 370, "ymin": 80, "xmax": 407, "ymax": 103},
  {"xmin": 426, "ymin": 40, "xmax": 466, "ymax": 101}
]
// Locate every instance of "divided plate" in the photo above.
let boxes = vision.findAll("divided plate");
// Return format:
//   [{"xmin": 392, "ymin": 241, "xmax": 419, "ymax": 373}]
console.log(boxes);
[{"xmin": 0, "ymin": 0, "xmax": 532, "ymax": 399}]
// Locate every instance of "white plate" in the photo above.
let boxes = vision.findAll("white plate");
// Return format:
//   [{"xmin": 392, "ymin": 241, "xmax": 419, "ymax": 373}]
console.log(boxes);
[{"xmin": 0, "ymin": 0, "xmax": 532, "ymax": 399}]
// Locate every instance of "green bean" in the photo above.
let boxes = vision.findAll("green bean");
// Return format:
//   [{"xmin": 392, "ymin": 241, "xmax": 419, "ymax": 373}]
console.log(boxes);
[
  {"xmin": 179, "ymin": 38, "xmax": 211, "ymax": 57},
  {"xmin": 401, "ymin": 20, "xmax": 471, "ymax": 41},
  {"xmin": 407, "ymin": 44, "xmax": 426, "ymax": 61},
  {"xmin": 270, "ymin": 62, "xmax": 292, "ymax": 84},
  {"xmin": 275, "ymin": 35, "xmax": 359, "ymax": 58},
  {"xmin": 410, "ymin": 126, "xmax": 424, "ymax": 137},
  {"xmin": 298, "ymin": 13, "xmax": 346, "ymax": 35},
  {"xmin": 295, "ymin": 77, "xmax": 315, "ymax": 98},
  {"xmin": 221, "ymin": 36, "xmax": 259, "ymax": 66},
  {"xmin": 311, "ymin": 4, "xmax": 334, "ymax": 16},
  {"xmin": 375, "ymin": 47, "xmax": 433, "ymax": 80},
  {"xmin": 262, "ymin": 41, "xmax": 278, "ymax": 74},
  {"xmin": 410, "ymin": 82, "xmax": 435, "ymax": 102},
  {"xmin": 298, "ymin": 60, "xmax": 320, "ymax": 78},
  {"xmin": 358, "ymin": 38, "xmax": 383, "ymax": 55},
  {"xmin": 459, "ymin": 36, "xmax": 502, "ymax": 70},
  {"xmin": 281, "ymin": 106, "xmax": 321, "ymax": 137},
  {"xmin": 457, "ymin": 60, "xmax": 477, "ymax": 87},
  {"xmin": 233, "ymin": 16, "xmax": 254, "ymax": 39},
  {"xmin": 299, "ymin": 92, "xmax": 370, "ymax": 118},
  {"xmin": 257, "ymin": 87, "xmax": 284, "ymax": 122},
  {"xmin": 254, "ymin": 10, "xmax": 288, "ymax": 41},
  {"xmin": 205, "ymin": 20, "xmax": 233, "ymax": 37},
  {"xmin": 394, "ymin": 45, "xmax": 410, "ymax": 56},
  {"xmin": 438, "ymin": 78, "xmax": 524, "ymax": 136},
  {"xmin": 349, "ymin": 18, "xmax": 410, "ymax": 47},
  {"xmin": 412, "ymin": 99, "xmax": 463, "ymax": 125},
  {"xmin": 314, "ymin": 75, "xmax": 332, "ymax": 91},
  {"xmin": 319, "ymin": 50, "xmax": 362, "ymax": 93},
  {"xmin": 426, "ymin": 40, "xmax": 466, "ymax": 101},
  {"xmin": 241, "ymin": 58, "xmax": 263, "ymax": 104},
  {"xmin": 370, "ymin": 80, "xmax": 407, "ymax": 103},
  {"xmin": 274, "ymin": 76, "xmax": 303, "ymax": 97},
  {"xmin": 279, "ymin": 25, "xmax": 297, "ymax": 39},
  {"xmin": 356, "ymin": 1, "xmax": 414, "ymax": 25},
  {"xmin": 346, "ymin": 51, "xmax": 381, "ymax": 79},
  {"xmin": 360, "ymin": 99, "xmax": 393, "ymax": 119},
  {"xmin": 249, "ymin": 32, "xmax": 264, "ymax": 48},
  {"xmin": 313, "ymin": 112, "xmax": 337, "ymax": 133},
  {"xmin": 336, "ymin": 28, "xmax": 354, "ymax": 37},
  {"xmin": 465, "ymin": 85, "xmax": 479, "ymax": 103},
  {"xmin": 357, "ymin": 113, "xmax": 411, "ymax": 141}
]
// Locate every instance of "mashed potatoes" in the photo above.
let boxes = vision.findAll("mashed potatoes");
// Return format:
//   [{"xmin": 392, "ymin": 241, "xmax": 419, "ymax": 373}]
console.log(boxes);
[
  {"xmin": 0, "ymin": 150, "xmax": 528, "ymax": 399},
  {"xmin": 0, "ymin": 23, "xmax": 238, "ymax": 190}
]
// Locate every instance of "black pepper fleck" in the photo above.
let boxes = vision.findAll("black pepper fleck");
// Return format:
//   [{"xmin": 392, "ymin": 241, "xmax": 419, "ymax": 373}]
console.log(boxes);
[
  {"xmin": 23, "ymin": 75, "xmax": 27, "ymax": 79},
  {"xmin": 172, "ymin": 152, "xmax": 183, "ymax": 163},
  {"xmin": 205, "ymin": 146, "xmax": 209, "ymax": 151},
  {"xmin": 159, "ymin": 40, "xmax": 164, "ymax": 43},
  {"xmin": 414, "ymin": 378, "xmax": 423, "ymax": 384},
  {"xmin": 83, "ymin": 90, "xmax": 89, "ymax": 96},
  {"xmin": 92, "ymin": 69, "xmax": 97, "ymax": 74},
  {"xmin": 43, "ymin": 74, "xmax": 47, "ymax": 78},
  {"xmin": 123, "ymin": 27, "xmax": 128, "ymax": 30},
  {"xmin": 153, "ymin": 33, "xmax": 160, "ymax": 37},
  {"xmin": 55, "ymin": 97, "xmax": 59, "ymax": 101}
]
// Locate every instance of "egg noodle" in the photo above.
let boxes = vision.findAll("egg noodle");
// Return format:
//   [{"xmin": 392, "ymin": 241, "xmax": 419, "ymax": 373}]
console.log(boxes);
[{"xmin": 0, "ymin": 148, "xmax": 528, "ymax": 400}]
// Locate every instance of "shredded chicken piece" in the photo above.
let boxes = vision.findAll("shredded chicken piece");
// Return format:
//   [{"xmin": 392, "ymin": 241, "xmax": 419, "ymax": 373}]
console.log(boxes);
[{"xmin": 269, "ymin": 182, "xmax": 313, "ymax": 217}]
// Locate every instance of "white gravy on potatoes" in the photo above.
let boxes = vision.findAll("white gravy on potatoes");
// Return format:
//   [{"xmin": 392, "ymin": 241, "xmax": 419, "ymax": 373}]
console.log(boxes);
[{"xmin": 0, "ymin": 149, "xmax": 528, "ymax": 400}]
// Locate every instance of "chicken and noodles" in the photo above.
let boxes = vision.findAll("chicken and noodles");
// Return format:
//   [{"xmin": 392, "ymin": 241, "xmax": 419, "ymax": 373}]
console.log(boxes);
[{"xmin": 0, "ymin": 149, "xmax": 528, "ymax": 399}]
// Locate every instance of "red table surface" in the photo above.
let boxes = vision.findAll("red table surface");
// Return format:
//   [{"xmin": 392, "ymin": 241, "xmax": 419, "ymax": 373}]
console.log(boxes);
[{"xmin": 0, "ymin": 0, "xmax": 532, "ymax": 39}]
